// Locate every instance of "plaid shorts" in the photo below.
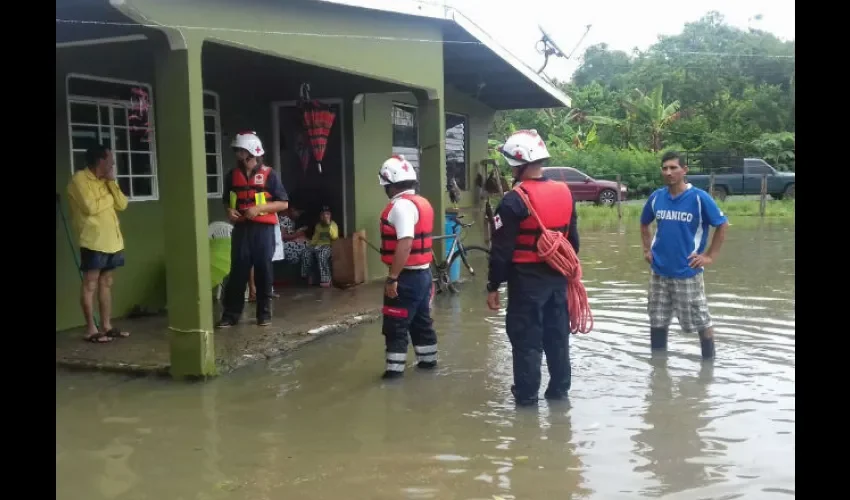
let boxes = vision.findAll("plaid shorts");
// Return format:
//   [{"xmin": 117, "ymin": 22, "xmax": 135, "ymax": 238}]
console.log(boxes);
[{"xmin": 648, "ymin": 271, "xmax": 713, "ymax": 333}]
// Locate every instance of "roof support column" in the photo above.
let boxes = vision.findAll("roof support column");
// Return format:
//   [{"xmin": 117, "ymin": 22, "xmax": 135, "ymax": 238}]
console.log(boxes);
[
  {"xmin": 154, "ymin": 41, "xmax": 217, "ymax": 379},
  {"xmin": 414, "ymin": 92, "xmax": 447, "ymax": 257}
]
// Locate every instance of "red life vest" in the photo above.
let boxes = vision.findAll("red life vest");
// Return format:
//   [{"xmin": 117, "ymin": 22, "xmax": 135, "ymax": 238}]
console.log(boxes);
[
  {"xmin": 512, "ymin": 179, "xmax": 573, "ymax": 264},
  {"xmin": 379, "ymin": 193, "xmax": 435, "ymax": 267},
  {"xmin": 230, "ymin": 166, "xmax": 278, "ymax": 225}
]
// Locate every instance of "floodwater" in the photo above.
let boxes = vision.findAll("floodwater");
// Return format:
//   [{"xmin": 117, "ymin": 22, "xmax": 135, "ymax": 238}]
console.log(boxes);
[{"xmin": 56, "ymin": 223, "xmax": 795, "ymax": 500}]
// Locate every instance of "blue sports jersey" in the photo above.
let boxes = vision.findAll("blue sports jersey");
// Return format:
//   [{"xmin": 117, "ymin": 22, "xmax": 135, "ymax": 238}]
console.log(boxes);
[{"xmin": 640, "ymin": 185, "xmax": 728, "ymax": 279}]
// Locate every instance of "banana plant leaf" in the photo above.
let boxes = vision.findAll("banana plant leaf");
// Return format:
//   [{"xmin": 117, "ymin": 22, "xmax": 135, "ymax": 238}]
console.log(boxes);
[{"xmin": 209, "ymin": 237, "xmax": 232, "ymax": 289}]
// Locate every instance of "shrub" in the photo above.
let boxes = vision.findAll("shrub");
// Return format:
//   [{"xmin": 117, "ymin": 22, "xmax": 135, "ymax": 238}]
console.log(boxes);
[{"xmin": 550, "ymin": 146, "xmax": 662, "ymax": 197}]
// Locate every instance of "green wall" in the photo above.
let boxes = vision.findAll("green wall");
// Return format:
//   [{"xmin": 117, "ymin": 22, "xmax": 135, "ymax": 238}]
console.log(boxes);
[
  {"xmin": 351, "ymin": 88, "xmax": 494, "ymax": 281},
  {"xmin": 56, "ymin": 1, "xmax": 497, "ymax": 330},
  {"xmin": 126, "ymin": 0, "xmax": 444, "ymax": 91},
  {"xmin": 55, "ymin": 42, "xmax": 267, "ymax": 331},
  {"xmin": 55, "ymin": 43, "xmax": 168, "ymax": 332},
  {"xmin": 445, "ymin": 85, "xmax": 497, "ymax": 208}
]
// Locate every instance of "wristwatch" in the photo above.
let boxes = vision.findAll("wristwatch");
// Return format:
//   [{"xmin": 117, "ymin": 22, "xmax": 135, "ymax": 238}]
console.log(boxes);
[
  {"xmin": 486, "ymin": 282, "xmax": 500, "ymax": 293},
  {"xmin": 386, "ymin": 276, "xmax": 398, "ymax": 284}
]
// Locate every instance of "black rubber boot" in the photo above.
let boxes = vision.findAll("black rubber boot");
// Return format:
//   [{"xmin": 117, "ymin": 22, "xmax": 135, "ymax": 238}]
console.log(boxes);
[
  {"xmin": 699, "ymin": 334, "xmax": 715, "ymax": 360},
  {"xmin": 381, "ymin": 370, "xmax": 404, "ymax": 380},
  {"xmin": 650, "ymin": 327, "xmax": 668, "ymax": 351},
  {"xmin": 510, "ymin": 385, "xmax": 538, "ymax": 407},
  {"xmin": 417, "ymin": 361, "xmax": 437, "ymax": 370},
  {"xmin": 544, "ymin": 388, "xmax": 568, "ymax": 400}
]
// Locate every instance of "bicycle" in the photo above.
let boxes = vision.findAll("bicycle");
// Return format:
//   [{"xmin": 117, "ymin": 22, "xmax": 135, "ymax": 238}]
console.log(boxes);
[{"xmin": 430, "ymin": 214, "xmax": 490, "ymax": 294}]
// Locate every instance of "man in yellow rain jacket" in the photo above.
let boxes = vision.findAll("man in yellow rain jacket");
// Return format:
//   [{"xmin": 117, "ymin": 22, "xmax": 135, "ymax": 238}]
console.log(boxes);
[{"xmin": 66, "ymin": 144, "xmax": 130, "ymax": 343}]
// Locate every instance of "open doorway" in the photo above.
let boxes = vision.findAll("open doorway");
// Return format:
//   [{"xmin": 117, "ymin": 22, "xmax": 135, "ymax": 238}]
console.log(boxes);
[{"xmin": 271, "ymin": 100, "xmax": 347, "ymax": 235}]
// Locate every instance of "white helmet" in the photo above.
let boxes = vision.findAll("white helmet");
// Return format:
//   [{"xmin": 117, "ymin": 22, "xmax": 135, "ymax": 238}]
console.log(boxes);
[
  {"xmin": 499, "ymin": 129, "xmax": 550, "ymax": 167},
  {"xmin": 378, "ymin": 155, "xmax": 418, "ymax": 186},
  {"xmin": 231, "ymin": 131, "xmax": 265, "ymax": 157}
]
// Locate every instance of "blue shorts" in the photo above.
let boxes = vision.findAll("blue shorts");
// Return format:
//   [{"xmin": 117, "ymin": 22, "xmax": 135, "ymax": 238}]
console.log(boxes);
[{"xmin": 80, "ymin": 248, "xmax": 125, "ymax": 272}]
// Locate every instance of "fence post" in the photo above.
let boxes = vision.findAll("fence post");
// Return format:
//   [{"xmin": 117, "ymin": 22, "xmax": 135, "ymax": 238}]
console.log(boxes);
[
  {"xmin": 709, "ymin": 173, "xmax": 716, "ymax": 199},
  {"xmin": 760, "ymin": 173, "xmax": 768, "ymax": 217},
  {"xmin": 483, "ymin": 200, "xmax": 493, "ymax": 248},
  {"xmin": 615, "ymin": 174, "xmax": 623, "ymax": 220}
]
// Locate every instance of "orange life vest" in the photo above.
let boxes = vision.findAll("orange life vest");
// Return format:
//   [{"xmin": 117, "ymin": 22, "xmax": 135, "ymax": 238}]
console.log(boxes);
[
  {"xmin": 512, "ymin": 179, "xmax": 573, "ymax": 264},
  {"xmin": 229, "ymin": 166, "xmax": 278, "ymax": 225},
  {"xmin": 379, "ymin": 193, "xmax": 435, "ymax": 267}
]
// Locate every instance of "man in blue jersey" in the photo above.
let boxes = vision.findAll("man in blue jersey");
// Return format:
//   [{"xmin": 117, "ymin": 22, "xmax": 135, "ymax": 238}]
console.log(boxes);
[{"xmin": 640, "ymin": 151, "xmax": 729, "ymax": 360}]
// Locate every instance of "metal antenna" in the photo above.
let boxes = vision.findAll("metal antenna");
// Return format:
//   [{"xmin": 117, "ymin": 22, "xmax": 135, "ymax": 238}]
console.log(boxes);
[{"xmin": 536, "ymin": 24, "xmax": 592, "ymax": 74}]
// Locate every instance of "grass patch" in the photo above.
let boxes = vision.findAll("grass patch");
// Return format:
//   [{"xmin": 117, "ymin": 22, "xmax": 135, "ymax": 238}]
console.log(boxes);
[
  {"xmin": 717, "ymin": 198, "xmax": 796, "ymax": 217},
  {"xmin": 484, "ymin": 196, "xmax": 795, "ymax": 230},
  {"xmin": 576, "ymin": 199, "xmax": 795, "ymax": 229}
]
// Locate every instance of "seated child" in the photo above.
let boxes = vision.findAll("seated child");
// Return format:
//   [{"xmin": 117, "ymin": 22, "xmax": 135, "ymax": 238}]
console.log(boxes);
[{"xmin": 301, "ymin": 206, "xmax": 339, "ymax": 287}]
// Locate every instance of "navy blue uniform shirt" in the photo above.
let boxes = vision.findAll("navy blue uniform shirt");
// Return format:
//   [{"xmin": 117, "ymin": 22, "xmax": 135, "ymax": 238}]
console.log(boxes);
[{"xmin": 487, "ymin": 178, "xmax": 579, "ymax": 288}]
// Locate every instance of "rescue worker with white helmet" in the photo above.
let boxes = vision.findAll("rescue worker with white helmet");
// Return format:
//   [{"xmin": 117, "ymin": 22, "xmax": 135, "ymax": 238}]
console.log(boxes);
[
  {"xmin": 217, "ymin": 131, "xmax": 290, "ymax": 328},
  {"xmin": 486, "ymin": 129, "xmax": 580, "ymax": 406},
  {"xmin": 377, "ymin": 155, "xmax": 438, "ymax": 379}
]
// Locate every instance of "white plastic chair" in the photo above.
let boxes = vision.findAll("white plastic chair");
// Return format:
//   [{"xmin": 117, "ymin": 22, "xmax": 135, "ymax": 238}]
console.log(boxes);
[
  {"xmin": 209, "ymin": 221, "xmax": 234, "ymax": 240},
  {"xmin": 208, "ymin": 220, "xmax": 274, "ymax": 304}
]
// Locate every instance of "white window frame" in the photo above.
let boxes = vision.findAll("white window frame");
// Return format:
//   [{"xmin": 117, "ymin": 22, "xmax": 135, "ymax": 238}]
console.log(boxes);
[
  {"xmin": 65, "ymin": 73, "xmax": 159, "ymax": 202},
  {"xmin": 445, "ymin": 111, "xmax": 469, "ymax": 191},
  {"xmin": 203, "ymin": 90, "xmax": 224, "ymax": 199},
  {"xmin": 391, "ymin": 102, "xmax": 420, "ymax": 175}
]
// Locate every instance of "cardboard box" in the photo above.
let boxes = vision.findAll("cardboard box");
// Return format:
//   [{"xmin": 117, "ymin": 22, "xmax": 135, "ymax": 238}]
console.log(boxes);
[{"xmin": 331, "ymin": 229, "xmax": 368, "ymax": 288}]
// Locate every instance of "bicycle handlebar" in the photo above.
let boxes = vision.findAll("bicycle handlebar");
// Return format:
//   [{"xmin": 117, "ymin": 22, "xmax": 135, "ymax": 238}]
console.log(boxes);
[
  {"xmin": 452, "ymin": 219, "xmax": 474, "ymax": 229},
  {"xmin": 429, "ymin": 217, "xmax": 475, "ymax": 242},
  {"xmin": 449, "ymin": 214, "xmax": 475, "ymax": 229}
]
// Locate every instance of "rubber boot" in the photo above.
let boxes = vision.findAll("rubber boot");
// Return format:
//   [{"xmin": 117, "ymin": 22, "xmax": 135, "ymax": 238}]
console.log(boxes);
[
  {"xmin": 650, "ymin": 327, "xmax": 668, "ymax": 351},
  {"xmin": 510, "ymin": 385, "xmax": 538, "ymax": 407},
  {"xmin": 699, "ymin": 333, "xmax": 715, "ymax": 360}
]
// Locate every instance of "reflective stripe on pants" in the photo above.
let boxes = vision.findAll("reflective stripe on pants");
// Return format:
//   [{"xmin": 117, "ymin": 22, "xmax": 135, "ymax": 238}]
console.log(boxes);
[{"xmin": 382, "ymin": 268, "xmax": 438, "ymax": 372}]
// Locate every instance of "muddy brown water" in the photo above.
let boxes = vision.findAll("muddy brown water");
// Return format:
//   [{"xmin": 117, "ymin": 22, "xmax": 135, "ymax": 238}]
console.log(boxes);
[{"xmin": 56, "ymin": 224, "xmax": 795, "ymax": 500}]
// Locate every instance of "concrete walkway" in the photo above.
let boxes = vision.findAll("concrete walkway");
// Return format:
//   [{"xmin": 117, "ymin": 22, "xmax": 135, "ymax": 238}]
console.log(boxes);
[{"xmin": 55, "ymin": 283, "xmax": 385, "ymax": 376}]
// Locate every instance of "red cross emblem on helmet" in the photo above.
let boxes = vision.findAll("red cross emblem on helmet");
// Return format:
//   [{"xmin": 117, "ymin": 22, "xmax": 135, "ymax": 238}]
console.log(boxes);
[{"xmin": 255, "ymin": 146, "xmax": 262, "ymax": 154}]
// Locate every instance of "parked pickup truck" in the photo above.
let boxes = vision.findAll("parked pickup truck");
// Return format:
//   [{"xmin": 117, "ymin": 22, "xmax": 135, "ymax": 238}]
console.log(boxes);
[{"xmin": 686, "ymin": 158, "xmax": 795, "ymax": 200}]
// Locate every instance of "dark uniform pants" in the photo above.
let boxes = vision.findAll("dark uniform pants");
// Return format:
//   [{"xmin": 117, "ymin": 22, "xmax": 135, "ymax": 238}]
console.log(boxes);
[
  {"xmin": 506, "ymin": 276, "xmax": 571, "ymax": 405},
  {"xmin": 382, "ymin": 268, "xmax": 437, "ymax": 373},
  {"xmin": 222, "ymin": 222, "xmax": 276, "ymax": 322}
]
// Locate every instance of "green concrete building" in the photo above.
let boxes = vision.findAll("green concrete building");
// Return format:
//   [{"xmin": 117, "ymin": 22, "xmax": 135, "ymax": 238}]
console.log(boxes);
[{"xmin": 55, "ymin": 0, "xmax": 571, "ymax": 376}]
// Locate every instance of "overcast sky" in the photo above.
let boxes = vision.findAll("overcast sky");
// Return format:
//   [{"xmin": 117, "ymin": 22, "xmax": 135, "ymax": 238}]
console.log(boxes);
[
  {"xmin": 323, "ymin": 0, "xmax": 795, "ymax": 81},
  {"xmin": 450, "ymin": 0, "xmax": 796, "ymax": 80}
]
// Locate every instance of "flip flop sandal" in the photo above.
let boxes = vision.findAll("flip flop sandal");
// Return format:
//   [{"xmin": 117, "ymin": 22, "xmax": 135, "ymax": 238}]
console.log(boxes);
[
  {"xmin": 85, "ymin": 334, "xmax": 113, "ymax": 343},
  {"xmin": 104, "ymin": 328, "xmax": 130, "ymax": 339}
]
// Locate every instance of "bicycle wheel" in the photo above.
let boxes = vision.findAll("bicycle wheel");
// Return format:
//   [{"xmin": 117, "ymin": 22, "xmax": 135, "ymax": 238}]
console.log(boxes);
[
  {"xmin": 448, "ymin": 245, "xmax": 490, "ymax": 278},
  {"xmin": 430, "ymin": 261, "xmax": 456, "ymax": 294}
]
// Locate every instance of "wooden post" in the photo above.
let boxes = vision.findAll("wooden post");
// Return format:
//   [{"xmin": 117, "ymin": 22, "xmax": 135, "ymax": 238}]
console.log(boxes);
[
  {"xmin": 483, "ymin": 200, "xmax": 493, "ymax": 248},
  {"xmin": 709, "ymin": 173, "xmax": 716, "ymax": 198},
  {"xmin": 475, "ymin": 160, "xmax": 489, "ymax": 208},
  {"xmin": 616, "ymin": 174, "xmax": 623, "ymax": 220},
  {"xmin": 496, "ymin": 169, "xmax": 508, "ymax": 195},
  {"xmin": 760, "ymin": 173, "xmax": 768, "ymax": 217}
]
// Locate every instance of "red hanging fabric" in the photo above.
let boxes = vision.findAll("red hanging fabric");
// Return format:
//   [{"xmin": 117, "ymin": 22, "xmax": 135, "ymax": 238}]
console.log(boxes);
[{"xmin": 302, "ymin": 100, "xmax": 336, "ymax": 174}]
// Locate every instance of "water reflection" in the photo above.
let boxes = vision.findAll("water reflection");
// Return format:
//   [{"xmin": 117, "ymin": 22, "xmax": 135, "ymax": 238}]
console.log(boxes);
[
  {"xmin": 201, "ymin": 382, "xmax": 226, "ymax": 492},
  {"xmin": 56, "ymin": 225, "xmax": 794, "ymax": 500},
  {"xmin": 633, "ymin": 354, "xmax": 716, "ymax": 497}
]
